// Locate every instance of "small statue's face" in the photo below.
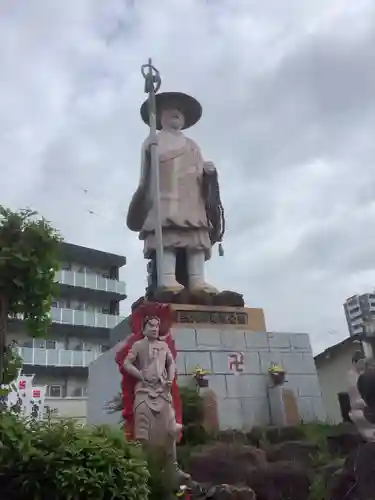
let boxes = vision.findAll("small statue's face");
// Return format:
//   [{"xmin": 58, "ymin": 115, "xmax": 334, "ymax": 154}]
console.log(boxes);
[
  {"xmin": 160, "ymin": 107, "xmax": 185, "ymax": 131},
  {"xmin": 143, "ymin": 317, "xmax": 160, "ymax": 340}
]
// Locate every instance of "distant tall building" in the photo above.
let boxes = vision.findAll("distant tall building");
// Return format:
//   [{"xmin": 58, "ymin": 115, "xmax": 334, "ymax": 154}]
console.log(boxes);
[
  {"xmin": 8, "ymin": 241, "xmax": 126, "ymax": 424},
  {"xmin": 343, "ymin": 292, "xmax": 375, "ymax": 337}
]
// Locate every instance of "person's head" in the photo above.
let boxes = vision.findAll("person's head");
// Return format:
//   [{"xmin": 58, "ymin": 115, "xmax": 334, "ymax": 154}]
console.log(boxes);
[
  {"xmin": 160, "ymin": 106, "xmax": 185, "ymax": 131},
  {"xmin": 142, "ymin": 316, "xmax": 160, "ymax": 340},
  {"xmin": 352, "ymin": 350, "xmax": 366, "ymax": 373}
]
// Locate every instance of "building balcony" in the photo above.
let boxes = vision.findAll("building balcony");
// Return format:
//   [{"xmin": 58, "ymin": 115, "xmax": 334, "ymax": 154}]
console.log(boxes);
[
  {"xmin": 348, "ymin": 309, "xmax": 362, "ymax": 319},
  {"xmin": 18, "ymin": 347, "xmax": 101, "ymax": 368},
  {"xmin": 56, "ymin": 270, "xmax": 126, "ymax": 299},
  {"xmin": 351, "ymin": 317, "xmax": 364, "ymax": 327},
  {"xmin": 51, "ymin": 307, "xmax": 124, "ymax": 330},
  {"xmin": 346, "ymin": 296, "xmax": 359, "ymax": 308}
]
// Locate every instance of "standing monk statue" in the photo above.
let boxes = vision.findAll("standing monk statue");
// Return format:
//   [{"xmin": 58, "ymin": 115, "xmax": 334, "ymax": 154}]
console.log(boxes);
[
  {"xmin": 115, "ymin": 302, "xmax": 189, "ymax": 480},
  {"xmin": 126, "ymin": 86, "xmax": 225, "ymax": 294}
]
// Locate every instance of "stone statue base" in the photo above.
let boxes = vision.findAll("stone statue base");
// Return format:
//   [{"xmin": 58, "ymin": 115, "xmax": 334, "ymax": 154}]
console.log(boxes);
[
  {"xmin": 130, "ymin": 299, "xmax": 267, "ymax": 331},
  {"xmin": 148, "ymin": 288, "xmax": 245, "ymax": 308}
]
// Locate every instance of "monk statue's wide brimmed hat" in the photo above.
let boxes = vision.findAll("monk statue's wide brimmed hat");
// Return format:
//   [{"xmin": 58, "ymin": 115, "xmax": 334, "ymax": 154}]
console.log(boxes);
[{"xmin": 140, "ymin": 92, "xmax": 202, "ymax": 130}]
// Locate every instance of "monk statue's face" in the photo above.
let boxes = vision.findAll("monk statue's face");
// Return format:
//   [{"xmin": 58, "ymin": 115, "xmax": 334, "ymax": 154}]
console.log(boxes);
[
  {"xmin": 143, "ymin": 317, "xmax": 160, "ymax": 340},
  {"xmin": 160, "ymin": 107, "xmax": 185, "ymax": 131}
]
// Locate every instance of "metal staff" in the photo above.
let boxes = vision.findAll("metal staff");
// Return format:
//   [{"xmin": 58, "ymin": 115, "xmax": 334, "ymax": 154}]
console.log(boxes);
[{"xmin": 141, "ymin": 58, "xmax": 164, "ymax": 288}]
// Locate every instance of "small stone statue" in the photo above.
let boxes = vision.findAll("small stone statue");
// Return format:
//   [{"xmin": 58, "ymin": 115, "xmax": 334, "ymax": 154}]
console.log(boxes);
[
  {"xmin": 115, "ymin": 302, "xmax": 189, "ymax": 480},
  {"xmin": 126, "ymin": 91, "xmax": 225, "ymax": 295}
]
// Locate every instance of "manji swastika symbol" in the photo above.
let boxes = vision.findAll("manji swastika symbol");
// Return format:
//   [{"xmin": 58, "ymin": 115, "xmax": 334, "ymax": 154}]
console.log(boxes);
[{"xmin": 228, "ymin": 353, "xmax": 244, "ymax": 373}]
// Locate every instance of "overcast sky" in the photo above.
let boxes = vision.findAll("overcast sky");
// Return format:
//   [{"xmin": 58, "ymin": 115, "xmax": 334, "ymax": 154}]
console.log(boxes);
[{"xmin": 1, "ymin": 0, "xmax": 374, "ymax": 354}]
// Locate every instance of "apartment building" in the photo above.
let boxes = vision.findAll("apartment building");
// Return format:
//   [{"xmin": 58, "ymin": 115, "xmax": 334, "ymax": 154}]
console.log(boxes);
[
  {"xmin": 344, "ymin": 292, "xmax": 375, "ymax": 337},
  {"xmin": 7, "ymin": 241, "xmax": 126, "ymax": 424}
]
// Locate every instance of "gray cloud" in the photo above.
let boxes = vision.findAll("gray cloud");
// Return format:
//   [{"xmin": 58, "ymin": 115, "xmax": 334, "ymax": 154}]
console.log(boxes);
[{"xmin": 1, "ymin": 0, "xmax": 375, "ymax": 354}]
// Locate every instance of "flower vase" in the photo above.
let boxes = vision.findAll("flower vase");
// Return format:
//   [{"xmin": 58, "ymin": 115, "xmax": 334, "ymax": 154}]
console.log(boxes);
[
  {"xmin": 270, "ymin": 372, "xmax": 286, "ymax": 386},
  {"xmin": 196, "ymin": 376, "xmax": 209, "ymax": 388}
]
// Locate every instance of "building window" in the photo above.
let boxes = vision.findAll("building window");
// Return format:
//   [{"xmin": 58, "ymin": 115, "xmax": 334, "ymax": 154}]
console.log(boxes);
[
  {"xmin": 101, "ymin": 272, "xmax": 110, "ymax": 279},
  {"xmin": 102, "ymin": 307, "xmax": 110, "ymax": 315},
  {"xmin": 52, "ymin": 299, "xmax": 70, "ymax": 309},
  {"xmin": 34, "ymin": 340, "xmax": 56, "ymax": 350},
  {"xmin": 109, "ymin": 267, "xmax": 117, "ymax": 280},
  {"xmin": 34, "ymin": 339, "xmax": 44, "ymax": 349},
  {"xmin": 60, "ymin": 263, "xmax": 71, "ymax": 271},
  {"xmin": 20, "ymin": 339, "xmax": 33, "ymax": 348},
  {"xmin": 47, "ymin": 385, "xmax": 62, "ymax": 398},
  {"xmin": 349, "ymin": 306, "xmax": 360, "ymax": 313},
  {"xmin": 347, "ymin": 296, "xmax": 359, "ymax": 306},
  {"xmin": 71, "ymin": 387, "xmax": 87, "ymax": 397}
]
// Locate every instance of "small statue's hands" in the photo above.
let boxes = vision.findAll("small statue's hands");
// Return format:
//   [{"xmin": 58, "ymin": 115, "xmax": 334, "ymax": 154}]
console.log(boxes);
[
  {"xmin": 141, "ymin": 373, "xmax": 161, "ymax": 386},
  {"xmin": 141, "ymin": 371, "xmax": 150, "ymax": 383},
  {"xmin": 203, "ymin": 161, "xmax": 216, "ymax": 174}
]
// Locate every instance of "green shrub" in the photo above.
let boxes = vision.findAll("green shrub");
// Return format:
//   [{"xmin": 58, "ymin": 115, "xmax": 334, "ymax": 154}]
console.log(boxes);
[
  {"xmin": 179, "ymin": 386, "xmax": 209, "ymax": 445},
  {"xmin": 146, "ymin": 448, "xmax": 178, "ymax": 500},
  {"xmin": 181, "ymin": 423, "xmax": 209, "ymax": 445},
  {"xmin": 180, "ymin": 386, "xmax": 204, "ymax": 425},
  {"xmin": 309, "ymin": 475, "xmax": 328, "ymax": 500},
  {"xmin": 0, "ymin": 412, "xmax": 149, "ymax": 500}
]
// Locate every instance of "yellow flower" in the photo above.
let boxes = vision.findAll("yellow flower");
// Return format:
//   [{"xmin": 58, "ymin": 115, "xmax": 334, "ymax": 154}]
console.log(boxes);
[
  {"xmin": 268, "ymin": 363, "xmax": 285, "ymax": 374},
  {"xmin": 192, "ymin": 365, "xmax": 209, "ymax": 377}
]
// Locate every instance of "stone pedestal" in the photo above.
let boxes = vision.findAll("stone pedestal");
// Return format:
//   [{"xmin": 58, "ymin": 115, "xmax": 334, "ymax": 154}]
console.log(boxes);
[
  {"xmin": 200, "ymin": 388, "xmax": 219, "ymax": 434},
  {"xmin": 268, "ymin": 386, "xmax": 300, "ymax": 426},
  {"xmin": 170, "ymin": 304, "xmax": 267, "ymax": 330},
  {"xmin": 172, "ymin": 313, "xmax": 326, "ymax": 430},
  {"xmin": 87, "ymin": 303, "xmax": 327, "ymax": 429}
]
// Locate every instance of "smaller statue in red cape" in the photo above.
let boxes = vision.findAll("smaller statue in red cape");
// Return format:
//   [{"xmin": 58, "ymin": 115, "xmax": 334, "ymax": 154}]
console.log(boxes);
[{"xmin": 115, "ymin": 301, "xmax": 189, "ymax": 480}]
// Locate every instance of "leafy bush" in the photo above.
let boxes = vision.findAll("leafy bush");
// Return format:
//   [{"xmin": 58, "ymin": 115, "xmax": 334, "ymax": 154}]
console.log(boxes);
[
  {"xmin": 2, "ymin": 343, "xmax": 22, "ymax": 386},
  {"xmin": 0, "ymin": 412, "xmax": 149, "ymax": 500},
  {"xmin": 309, "ymin": 475, "xmax": 329, "ymax": 500},
  {"xmin": 104, "ymin": 391, "xmax": 123, "ymax": 414},
  {"xmin": 0, "ymin": 206, "xmax": 62, "ymax": 335},
  {"xmin": 0, "ymin": 206, "xmax": 62, "ymax": 387},
  {"xmin": 0, "ymin": 343, "xmax": 22, "ymax": 403},
  {"xmin": 146, "ymin": 448, "xmax": 178, "ymax": 500},
  {"xmin": 179, "ymin": 385, "xmax": 209, "ymax": 446},
  {"xmin": 180, "ymin": 385, "xmax": 204, "ymax": 424}
]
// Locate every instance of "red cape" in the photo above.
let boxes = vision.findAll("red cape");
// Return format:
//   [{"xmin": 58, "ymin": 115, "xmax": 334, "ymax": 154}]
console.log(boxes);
[{"xmin": 115, "ymin": 302, "xmax": 182, "ymax": 441}]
